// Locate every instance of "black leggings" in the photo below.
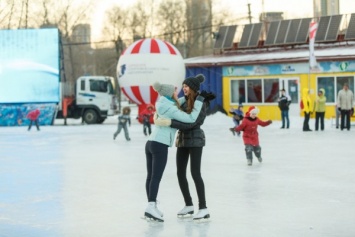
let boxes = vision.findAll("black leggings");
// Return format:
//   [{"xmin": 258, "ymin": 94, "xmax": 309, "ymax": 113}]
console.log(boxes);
[
  {"xmin": 28, "ymin": 119, "xmax": 39, "ymax": 131},
  {"xmin": 303, "ymin": 112, "xmax": 311, "ymax": 130},
  {"xmin": 145, "ymin": 141, "xmax": 168, "ymax": 202},
  {"xmin": 176, "ymin": 147, "xmax": 206, "ymax": 209}
]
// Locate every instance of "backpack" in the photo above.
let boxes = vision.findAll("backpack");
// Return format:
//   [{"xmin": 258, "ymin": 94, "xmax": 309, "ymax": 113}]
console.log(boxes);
[{"xmin": 300, "ymin": 100, "xmax": 304, "ymax": 109}]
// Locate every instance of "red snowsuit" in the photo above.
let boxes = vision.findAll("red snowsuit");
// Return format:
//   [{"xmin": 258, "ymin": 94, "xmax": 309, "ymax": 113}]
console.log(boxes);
[{"xmin": 235, "ymin": 117, "xmax": 271, "ymax": 146}]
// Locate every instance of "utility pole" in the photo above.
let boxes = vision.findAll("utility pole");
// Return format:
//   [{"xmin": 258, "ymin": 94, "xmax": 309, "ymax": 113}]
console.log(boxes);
[{"xmin": 248, "ymin": 3, "xmax": 252, "ymax": 24}]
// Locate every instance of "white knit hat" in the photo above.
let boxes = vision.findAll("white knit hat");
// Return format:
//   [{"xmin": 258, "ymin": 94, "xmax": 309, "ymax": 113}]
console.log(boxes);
[{"xmin": 152, "ymin": 82, "xmax": 175, "ymax": 97}]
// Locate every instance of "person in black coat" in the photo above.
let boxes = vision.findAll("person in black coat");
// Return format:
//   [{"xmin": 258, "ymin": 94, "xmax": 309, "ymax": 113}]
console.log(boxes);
[
  {"xmin": 278, "ymin": 89, "xmax": 292, "ymax": 129},
  {"xmin": 154, "ymin": 74, "xmax": 215, "ymax": 221}
]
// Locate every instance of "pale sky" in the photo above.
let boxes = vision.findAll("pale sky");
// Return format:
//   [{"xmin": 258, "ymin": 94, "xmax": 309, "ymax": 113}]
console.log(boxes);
[{"xmin": 91, "ymin": 0, "xmax": 355, "ymax": 40}]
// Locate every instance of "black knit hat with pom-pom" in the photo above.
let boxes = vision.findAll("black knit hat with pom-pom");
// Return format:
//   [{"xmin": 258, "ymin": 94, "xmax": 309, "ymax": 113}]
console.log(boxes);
[{"xmin": 182, "ymin": 74, "xmax": 205, "ymax": 92}]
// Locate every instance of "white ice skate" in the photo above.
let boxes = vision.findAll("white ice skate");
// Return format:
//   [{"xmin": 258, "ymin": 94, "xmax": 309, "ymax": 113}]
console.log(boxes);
[
  {"xmin": 193, "ymin": 208, "xmax": 210, "ymax": 223},
  {"xmin": 155, "ymin": 202, "xmax": 164, "ymax": 217},
  {"xmin": 177, "ymin": 206, "xmax": 194, "ymax": 218},
  {"xmin": 143, "ymin": 202, "xmax": 164, "ymax": 222}
]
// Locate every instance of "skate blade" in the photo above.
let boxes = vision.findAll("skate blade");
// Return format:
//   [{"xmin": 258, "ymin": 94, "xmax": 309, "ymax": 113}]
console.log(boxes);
[
  {"xmin": 142, "ymin": 213, "xmax": 164, "ymax": 223},
  {"xmin": 141, "ymin": 216, "xmax": 164, "ymax": 223},
  {"xmin": 193, "ymin": 217, "xmax": 210, "ymax": 223},
  {"xmin": 193, "ymin": 214, "xmax": 210, "ymax": 223},
  {"xmin": 177, "ymin": 213, "xmax": 193, "ymax": 219}
]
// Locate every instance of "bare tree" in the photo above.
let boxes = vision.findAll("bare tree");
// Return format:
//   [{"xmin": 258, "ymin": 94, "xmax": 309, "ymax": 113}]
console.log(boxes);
[
  {"xmin": 156, "ymin": 0, "xmax": 186, "ymax": 49},
  {"xmin": 0, "ymin": 0, "xmax": 16, "ymax": 29},
  {"xmin": 103, "ymin": 6, "xmax": 128, "ymax": 60},
  {"xmin": 36, "ymin": 0, "xmax": 95, "ymax": 83},
  {"xmin": 126, "ymin": 0, "xmax": 151, "ymax": 40}
]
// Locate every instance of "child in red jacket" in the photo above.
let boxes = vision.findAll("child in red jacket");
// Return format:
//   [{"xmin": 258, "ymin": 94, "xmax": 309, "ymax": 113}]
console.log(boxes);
[
  {"xmin": 235, "ymin": 106, "xmax": 272, "ymax": 166},
  {"xmin": 26, "ymin": 109, "xmax": 41, "ymax": 131}
]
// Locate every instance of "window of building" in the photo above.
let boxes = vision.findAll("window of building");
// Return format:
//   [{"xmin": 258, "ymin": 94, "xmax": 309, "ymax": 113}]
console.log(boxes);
[
  {"xmin": 231, "ymin": 78, "xmax": 280, "ymax": 104},
  {"xmin": 336, "ymin": 76, "xmax": 354, "ymax": 93},
  {"xmin": 318, "ymin": 76, "xmax": 334, "ymax": 102},
  {"xmin": 263, "ymin": 78, "xmax": 279, "ymax": 103},
  {"xmin": 247, "ymin": 79, "xmax": 262, "ymax": 103},
  {"xmin": 317, "ymin": 76, "xmax": 354, "ymax": 103},
  {"xmin": 231, "ymin": 80, "xmax": 245, "ymax": 104}
]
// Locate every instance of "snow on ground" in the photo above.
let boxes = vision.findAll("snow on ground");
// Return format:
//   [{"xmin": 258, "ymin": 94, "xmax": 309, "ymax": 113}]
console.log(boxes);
[{"xmin": 1, "ymin": 105, "xmax": 354, "ymax": 237}]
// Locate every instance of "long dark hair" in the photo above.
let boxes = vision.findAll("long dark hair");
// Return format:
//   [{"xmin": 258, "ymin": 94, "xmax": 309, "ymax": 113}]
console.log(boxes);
[{"xmin": 184, "ymin": 89, "xmax": 198, "ymax": 114}]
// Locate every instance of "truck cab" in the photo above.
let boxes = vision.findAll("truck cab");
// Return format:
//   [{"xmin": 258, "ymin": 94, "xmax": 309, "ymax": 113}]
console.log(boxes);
[{"xmin": 57, "ymin": 76, "xmax": 118, "ymax": 124}]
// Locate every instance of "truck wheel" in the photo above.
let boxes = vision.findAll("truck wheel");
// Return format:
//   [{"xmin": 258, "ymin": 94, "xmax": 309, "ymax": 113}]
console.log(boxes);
[{"xmin": 83, "ymin": 109, "xmax": 98, "ymax": 124}]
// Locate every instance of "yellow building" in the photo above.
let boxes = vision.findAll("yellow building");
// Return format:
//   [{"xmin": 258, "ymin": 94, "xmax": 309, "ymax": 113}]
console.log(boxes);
[{"xmin": 185, "ymin": 46, "xmax": 355, "ymax": 120}]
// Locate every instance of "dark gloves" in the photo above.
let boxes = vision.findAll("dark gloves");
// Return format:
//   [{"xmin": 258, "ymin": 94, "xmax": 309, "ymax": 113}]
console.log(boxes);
[
  {"xmin": 338, "ymin": 107, "xmax": 341, "ymax": 112},
  {"xmin": 199, "ymin": 90, "xmax": 216, "ymax": 101}
]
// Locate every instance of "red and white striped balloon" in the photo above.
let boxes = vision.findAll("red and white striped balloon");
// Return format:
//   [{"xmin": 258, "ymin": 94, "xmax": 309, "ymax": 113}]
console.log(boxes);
[{"xmin": 117, "ymin": 38, "xmax": 185, "ymax": 106}]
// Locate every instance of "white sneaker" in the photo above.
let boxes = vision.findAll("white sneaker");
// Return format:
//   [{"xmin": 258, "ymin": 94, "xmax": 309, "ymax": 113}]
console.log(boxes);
[
  {"xmin": 144, "ymin": 202, "xmax": 164, "ymax": 222},
  {"xmin": 193, "ymin": 208, "xmax": 210, "ymax": 221},
  {"xmin": 177, "ymin": 206, "xmax": 194, "ymax": 217}
]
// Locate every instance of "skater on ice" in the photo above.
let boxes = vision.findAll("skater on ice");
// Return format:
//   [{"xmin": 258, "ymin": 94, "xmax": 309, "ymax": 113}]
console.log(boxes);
[
  {"xmin": 314, "ymin": 88, "xmax": 327, "ymax": 131},
  {"xmin": 143, "ymin": 81, "xmax": 205, "ymax": 222},
  {"xmin": 26, "ymin": 108, "xmax": 41, "ymax": 131},
  {"xmin": 154, "ymin": 74, "xmax": 215, "ymax": 222},
  {"xmin": 228, "ymin": 104, "xmax": 244, "ymax": 136},
  {"xmin": 113, "ymin": 106, "xmax": 131, "ymax": 141},
  {"xmin": 337, "ymin": 83, "xmax": 354, "ymax": 131},
  {"xmin": 301, "ymin": 88, "xmax": 313, "ymax": 132},
  {"xmin": 235, "ymin": 106, "xmax": 272, "ymax": 166},
  {"xmin": 277, "ymin": 89, "xmax": 291, "ymax": 129},
  {"xmin": 137, "ymin": 104, "xmax": 155, "ymax": 136}
]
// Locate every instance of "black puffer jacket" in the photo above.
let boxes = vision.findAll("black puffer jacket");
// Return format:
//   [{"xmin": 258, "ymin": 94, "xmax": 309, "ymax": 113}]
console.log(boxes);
[{"xmin": 170, "ymin": 100, "xmax": 207, "ymax": 147}]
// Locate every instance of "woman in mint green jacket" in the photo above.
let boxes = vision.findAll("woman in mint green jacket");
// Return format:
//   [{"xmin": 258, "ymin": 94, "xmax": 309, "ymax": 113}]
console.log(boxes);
[
  {"xmin": 314, "ymin": 88, "xmax": 327, "ymax": 131},
  {"xmin": 143, "ymin": 81, "xmax": 205, "ymax": 222}
]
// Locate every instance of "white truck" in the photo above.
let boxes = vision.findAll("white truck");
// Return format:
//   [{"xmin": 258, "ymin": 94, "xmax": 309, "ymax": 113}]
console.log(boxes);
[{"xmin": 56, "ymin": 76, "xmax": 118, "ymax": 124}]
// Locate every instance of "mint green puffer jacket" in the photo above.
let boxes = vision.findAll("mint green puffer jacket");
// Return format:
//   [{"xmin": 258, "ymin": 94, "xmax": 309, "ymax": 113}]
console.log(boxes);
[{"xmin": 148, "ymin": 95, "xmax": 204, "ymax": 147}]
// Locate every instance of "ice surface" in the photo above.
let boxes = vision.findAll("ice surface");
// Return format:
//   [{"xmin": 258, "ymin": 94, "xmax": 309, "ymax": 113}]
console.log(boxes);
[{"xmin": 1, "ymin": 105, "xmax": 355, "ymax": 237}]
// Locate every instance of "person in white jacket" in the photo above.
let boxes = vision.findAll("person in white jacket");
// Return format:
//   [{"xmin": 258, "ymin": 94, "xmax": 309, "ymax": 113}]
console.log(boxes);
[
  {"xmin": 337, "ymin": 83, "xmax": 354, "ymax": 131},
  {"xmin": 143, "ymin": 81, "xmax": 205, "ymax": 222}
]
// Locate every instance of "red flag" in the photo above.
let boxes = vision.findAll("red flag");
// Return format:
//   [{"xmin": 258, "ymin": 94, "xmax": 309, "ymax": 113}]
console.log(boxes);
[{"xmin": 309, "ymin": 22, "xmax": 318, "ymax": 71}]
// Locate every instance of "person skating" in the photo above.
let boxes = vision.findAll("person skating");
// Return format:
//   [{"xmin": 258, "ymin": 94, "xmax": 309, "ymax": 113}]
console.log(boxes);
[
  {"xmin": 337, "ymin": 83, "xmax": 354, "ymax": 131},
  {"xmin": 26, "ymin": 109, "xmax": 40, "ymax": 131},
  {"xmin": 138, "ymin": 104, "xmax": 155, "ymax": 136},
  {"xmin": 155, "ymin": 74, "xmax": 215, "ymax": 222},
  {"xmin": 235, "ymin": 106, "xmax": 272, "ymax": 166},
  {"xmin": 314, "ymin": 88, "xmax": 326, "ymax": 131},
  {"xmin": 113, "ymin": 106, "xmax": 131, "ymax": 141},
  {"xmin": 301, "ymin": 88, "xmax": 313, "ymax": 132},
  {"xmin": 143, "ymin": 81, "xmax": 206, "ymax": 222},
  {"xmin": 277, "ymin": 89, "xmax": 291, "ymax": 129},
  {"xmin": 229, "ymin": 104, "xmax": 244, "ymax": 136}
]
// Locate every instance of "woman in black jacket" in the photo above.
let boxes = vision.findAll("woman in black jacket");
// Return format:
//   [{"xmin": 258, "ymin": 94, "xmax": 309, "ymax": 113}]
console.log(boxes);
[{"xmin": 155, "ymin": 74, "xmax": 215, "ymax": 221}]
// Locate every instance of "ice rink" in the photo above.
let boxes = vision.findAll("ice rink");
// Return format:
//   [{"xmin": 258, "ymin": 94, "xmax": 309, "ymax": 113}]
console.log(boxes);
[{"xmin": 1, "ymin": 107, "xmax": 355, "ymax": 237}]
